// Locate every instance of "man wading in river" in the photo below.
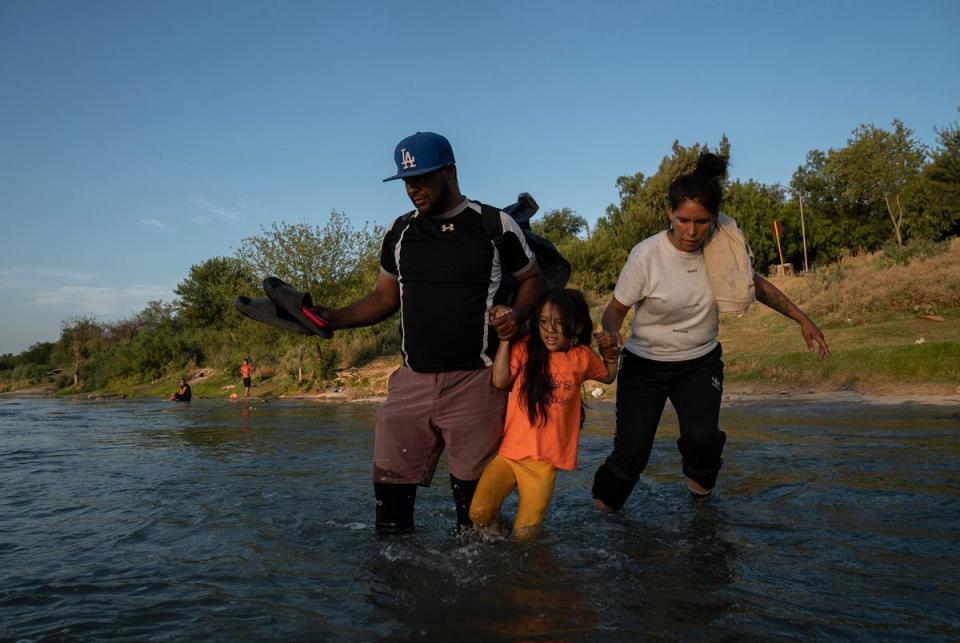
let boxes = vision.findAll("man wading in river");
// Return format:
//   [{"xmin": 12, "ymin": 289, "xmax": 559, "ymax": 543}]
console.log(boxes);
[{"xmin": 309, "ymin": 132, "xmax": 544, "ymax": 533}]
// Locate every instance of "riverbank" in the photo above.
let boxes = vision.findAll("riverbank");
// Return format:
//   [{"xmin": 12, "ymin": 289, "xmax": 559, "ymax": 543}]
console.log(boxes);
[
  {"xmin": 5, "ymin": 304, "xmax": 958, "ymax": 404},
  {"xmin": 6, "ymin": 382, "xmax": 959, "ymax": 408}
]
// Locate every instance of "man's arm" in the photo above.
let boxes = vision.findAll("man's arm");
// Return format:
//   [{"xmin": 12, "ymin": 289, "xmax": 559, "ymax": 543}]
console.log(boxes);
[
  {"xmin": 316, "ymin": 272, "xmax": 401, "ymax": 330},
  {"xmin": 490, "ymin": 264, "xmax": 545, "ymax": 340},
  {"xmin": 753, "ymin": 274, "xmax": 830, "ymax": 359},
  {"xmin": 510, "ymin": 265, "xmax": 545, "ymax": 322}
]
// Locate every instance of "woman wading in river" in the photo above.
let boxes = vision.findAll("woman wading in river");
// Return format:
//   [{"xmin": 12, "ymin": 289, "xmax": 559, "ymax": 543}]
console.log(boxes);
[{"xmin": 592, "ymin": 152, "xmax": 830, "ymax": 510}]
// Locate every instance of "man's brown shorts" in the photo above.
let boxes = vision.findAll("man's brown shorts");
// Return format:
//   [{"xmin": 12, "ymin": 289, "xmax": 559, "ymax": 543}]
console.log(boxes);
[{"xmin": 373, "ymin": 366, "xmax": 507, "ymax": 485}]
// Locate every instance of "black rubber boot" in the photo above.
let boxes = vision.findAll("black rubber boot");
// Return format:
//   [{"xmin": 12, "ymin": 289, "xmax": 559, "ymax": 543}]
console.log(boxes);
[
  {"xmin": 374, "ymin": 483, "xmax": 417, "ymax": 534},
  {"xmin": 450, "ymin": 475, "xmax": 479, "ymax": 530}
]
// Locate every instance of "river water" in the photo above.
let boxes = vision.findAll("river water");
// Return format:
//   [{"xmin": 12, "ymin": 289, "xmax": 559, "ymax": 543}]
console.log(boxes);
[{"xmin": 1, "ymin": 397, "xmax": 958, "ymax": 640}]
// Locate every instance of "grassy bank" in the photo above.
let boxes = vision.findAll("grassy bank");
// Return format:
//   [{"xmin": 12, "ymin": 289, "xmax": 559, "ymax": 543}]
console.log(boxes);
[
  {"xmin": 80, "ymin": 357, "xmax": 402, "ymax": 401},
  {"xmin": 720, "ymin": 305, "xmax": 959, "ymax": 394},
  {"xmin": 718, "ymin": 238, "xmax": 960, "ymax": 394}
]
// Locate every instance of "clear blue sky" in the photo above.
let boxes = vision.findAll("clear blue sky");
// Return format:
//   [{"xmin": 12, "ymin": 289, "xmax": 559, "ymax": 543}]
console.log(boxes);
[{"xmin": 1, "ymin": 0, "xmax": 958, "ymax": 354}]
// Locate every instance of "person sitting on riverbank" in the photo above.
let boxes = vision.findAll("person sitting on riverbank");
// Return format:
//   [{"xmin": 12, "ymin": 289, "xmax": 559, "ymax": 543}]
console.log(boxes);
[
  {"xmin": 168, "ymin": 378, "xmax": 192, "ymax": 402},
  {"xmin": 469, "ymin": 289, "xmax": 618, "ymax": 539}
]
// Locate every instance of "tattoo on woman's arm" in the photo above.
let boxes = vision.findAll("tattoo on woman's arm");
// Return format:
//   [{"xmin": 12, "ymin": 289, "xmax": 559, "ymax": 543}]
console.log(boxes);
[{"xmin": 754, "ymin": 277, "xmax": 797, "ymax": 318}]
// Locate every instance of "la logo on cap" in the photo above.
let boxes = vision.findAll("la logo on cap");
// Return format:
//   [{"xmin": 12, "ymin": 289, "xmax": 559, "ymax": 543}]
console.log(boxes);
[{"xmin": 383, "ymin": 132, "xmax": 454, "ymax": 182}]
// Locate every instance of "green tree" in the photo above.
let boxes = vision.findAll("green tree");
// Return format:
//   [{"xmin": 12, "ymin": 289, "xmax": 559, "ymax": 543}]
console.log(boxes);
[
  {"xmin": 562, "ymin": 226, "xmax": 627, "ymax": 292},
  {"xmin": 56, "ymin": 316, "xmax": 105, "ymax": 387},
  {"xmin": 11, "ymin": 342, "xmax": 54, "ymax": 368},
  {"xmin": 236, "ymin": 211, "xmax": 382, "ymax": 308},
  {"xmin": 107, "ymin": 300, "xmax": 176, "ymax": 342},
  {"xmin": 826, "ymin": 120, "xmax": 927, "ymax": 246},
  {"xmin": 791, "ymin": 149, "xmax": 889, "ymax": 261},
  {"xmin": 921, "ymin": 112, "xmax": 960, "ymax": 238},
  {"xmin": 531, "ymin": 207, "xmax": 588, "ymax": 243},
  {"xmin": 128, "ymin": 316, "xmax": 202, "ymax": 380},
  {"xmin": 724, "ymin": 180, "xmax": 787, "ymax": 271},
  {"xmin": 0, "ymin": 342, "xmax": 55, "ymax": 390},
  {"xmin": 175, "ymin": 257, "xmax": 256, "ymax": 328}
]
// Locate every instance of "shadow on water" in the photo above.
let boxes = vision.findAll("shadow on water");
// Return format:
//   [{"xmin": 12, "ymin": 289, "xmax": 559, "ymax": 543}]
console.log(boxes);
[
  {"xmin": 359, "ymin": 498, "xmax": 737, "ymax": 641},
  {"xmin": 363, "ymin": 532, "xmax": 601, "ymax": 641},
  {"xmin": 0, "ymin": 398, "xmax": 958, "ymax": 639}
]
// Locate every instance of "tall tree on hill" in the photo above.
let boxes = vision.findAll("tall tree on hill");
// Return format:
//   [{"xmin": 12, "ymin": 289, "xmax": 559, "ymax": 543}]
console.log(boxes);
[
  {"xmin": 57, "ymin": 316, "xmax": 104, "ymax": 387},
  {"xmin": 791, "ymin": 149, "xmax": 885, "ymax": 259},
  {"xmin": 827, "ymin": 120, "xmax": 927, "ymax": 246},
  {"xmin": 236, "ymin": 211, "xmax": 381, "ymax": 308},
  {"xmin": 922, "ymin": 111, "xmax": 960, "ymax": 238}
]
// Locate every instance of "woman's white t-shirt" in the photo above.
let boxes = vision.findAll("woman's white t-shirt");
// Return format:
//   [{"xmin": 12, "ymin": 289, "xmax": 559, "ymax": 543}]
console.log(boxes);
[{"xmin": 613, "ymin": 230, "xmax": 719, "ymax": 362}]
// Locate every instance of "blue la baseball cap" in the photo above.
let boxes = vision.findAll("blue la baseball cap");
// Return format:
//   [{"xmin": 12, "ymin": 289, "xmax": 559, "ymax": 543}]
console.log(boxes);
[{"xmin": 382, "ymin": 132, "xmax": 456, "ymax": 182}]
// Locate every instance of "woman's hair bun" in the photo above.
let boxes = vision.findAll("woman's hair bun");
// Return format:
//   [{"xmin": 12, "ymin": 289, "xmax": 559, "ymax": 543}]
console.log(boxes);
[{"xmin": 694, "ymin": 152, "xmax": 728, "ymax": 180}]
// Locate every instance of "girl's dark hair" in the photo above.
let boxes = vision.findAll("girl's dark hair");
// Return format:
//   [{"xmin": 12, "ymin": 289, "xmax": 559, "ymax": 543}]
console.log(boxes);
[
  {"xmin": 520, "ymin": 288, "xmax": 593, "ymax": 427},
  {"xmin": 667, "ymin": 152, "xmax": 729, "ymax": 215}
]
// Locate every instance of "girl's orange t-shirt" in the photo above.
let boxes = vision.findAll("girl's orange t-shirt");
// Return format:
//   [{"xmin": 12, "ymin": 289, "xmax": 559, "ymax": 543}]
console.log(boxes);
[
  {"xmin": 498, "ymin": 337, "xmax": 608, "ymax": 470},
  {"xmin": 240, "ymin": 364, "xmax": 252, "ymax": 378}
]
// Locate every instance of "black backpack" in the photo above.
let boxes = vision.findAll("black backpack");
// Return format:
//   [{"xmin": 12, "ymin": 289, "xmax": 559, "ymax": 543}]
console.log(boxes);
[{"xmin": 483, "ymin": 193, "xmax": 571, "ymax": 305}]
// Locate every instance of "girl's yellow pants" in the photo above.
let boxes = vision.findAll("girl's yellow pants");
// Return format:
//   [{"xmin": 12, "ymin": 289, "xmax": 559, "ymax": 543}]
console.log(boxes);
[{"xmin": 469, "ymin": 455, "xmax": 558, "ymax": 539}]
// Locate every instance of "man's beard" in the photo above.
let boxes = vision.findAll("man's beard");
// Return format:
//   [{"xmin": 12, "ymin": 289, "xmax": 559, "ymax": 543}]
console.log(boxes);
[{"xmin": 421, "ymin": 180, "xmax": 452, "ymax": 217}]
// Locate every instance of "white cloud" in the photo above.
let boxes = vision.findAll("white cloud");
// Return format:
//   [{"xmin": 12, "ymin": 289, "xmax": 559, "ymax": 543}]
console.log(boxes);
[
  {"xmin": 29, "ymin": 284, "xmax": 173, "ymax": 318},
  {"xmin": 0, "ymin": 269, "xmax": 175, "ymax": 351},
  {"xmin": 188, "ymin": 197, "xmax": 246, "ymax": 223},
  {"xmin": 0, "ymin": 267, "xmax": 97, "ymax": 282},
  {"xmin": 139, "ymin": 218, "xmax": 169, "ymax": 230}
]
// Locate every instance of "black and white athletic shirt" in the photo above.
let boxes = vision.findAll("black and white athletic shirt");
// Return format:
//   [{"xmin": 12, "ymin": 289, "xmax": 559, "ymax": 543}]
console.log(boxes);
[{"xmin": 380, "ymin": 198, "xmax": 536, "ymax": 372}]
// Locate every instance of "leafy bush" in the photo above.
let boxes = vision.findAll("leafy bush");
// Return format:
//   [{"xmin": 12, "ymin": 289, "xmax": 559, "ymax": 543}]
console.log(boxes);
[{"xmin": 881, "ymin": 237, "xmax": 951, "ymax": 265}]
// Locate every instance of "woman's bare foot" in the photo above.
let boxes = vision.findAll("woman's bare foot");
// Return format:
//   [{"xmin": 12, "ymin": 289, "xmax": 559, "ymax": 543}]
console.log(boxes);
[
  {"xmin": 686, "ymin": 477, "xmax": 712, "ymax": 498},
  {"xmin": 593, "ymin": 498, "xmax": 616, "ymax": 513}
]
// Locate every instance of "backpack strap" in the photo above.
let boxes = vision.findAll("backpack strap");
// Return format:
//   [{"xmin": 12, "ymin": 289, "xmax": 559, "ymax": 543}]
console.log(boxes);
[
  {"xmin": 477, "ymin": 202, "xmax": 504, "ymax": 246},
  {"xmin": 477, "ymin": 202, "xmax": 515, "ymax": 306}
]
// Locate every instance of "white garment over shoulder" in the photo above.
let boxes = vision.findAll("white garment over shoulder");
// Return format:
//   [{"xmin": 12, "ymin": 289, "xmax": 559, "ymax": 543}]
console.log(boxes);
[
  {"xmin": 702, "ymin": 213, "xmax": 756, "ymax": 313},
  {"xmin": 614, "ymin": 231, "xmax": 719, "ymax": 362}
]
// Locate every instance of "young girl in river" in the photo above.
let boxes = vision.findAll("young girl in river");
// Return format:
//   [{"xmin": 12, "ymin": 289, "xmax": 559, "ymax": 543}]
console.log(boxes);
[{"xmin": 469, "ymin": 289, "xmax": 619, "ymax": 539}]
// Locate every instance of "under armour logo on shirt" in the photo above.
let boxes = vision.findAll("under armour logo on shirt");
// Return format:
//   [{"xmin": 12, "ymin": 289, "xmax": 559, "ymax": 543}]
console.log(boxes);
[
  {"xmin": 441, "ymin": 223, "xmax": 455, "ymax": 232},
  {"xmin": 400, "ymin": 149, "xmax": 416, "ymax": 170}
]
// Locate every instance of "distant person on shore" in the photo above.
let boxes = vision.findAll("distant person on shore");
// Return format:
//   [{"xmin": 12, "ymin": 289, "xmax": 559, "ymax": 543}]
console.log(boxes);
[
  {"xmin": 469, "ymin": 289, "xmax": 618, "ymax": 539},
  {"xmin": 592, "ymin": 152, "xmax": 829, "ymax": 512},
  {"xmin": 168, "ymin": 378, "xmax": 192, "ymax": 402},
  {"xmin": 240, "ymin": 358, "xmax": 255, "ymax": 397},
  {"xmin": 307, "ymin": 131, "xmax": 545, "ymax": 533}
]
